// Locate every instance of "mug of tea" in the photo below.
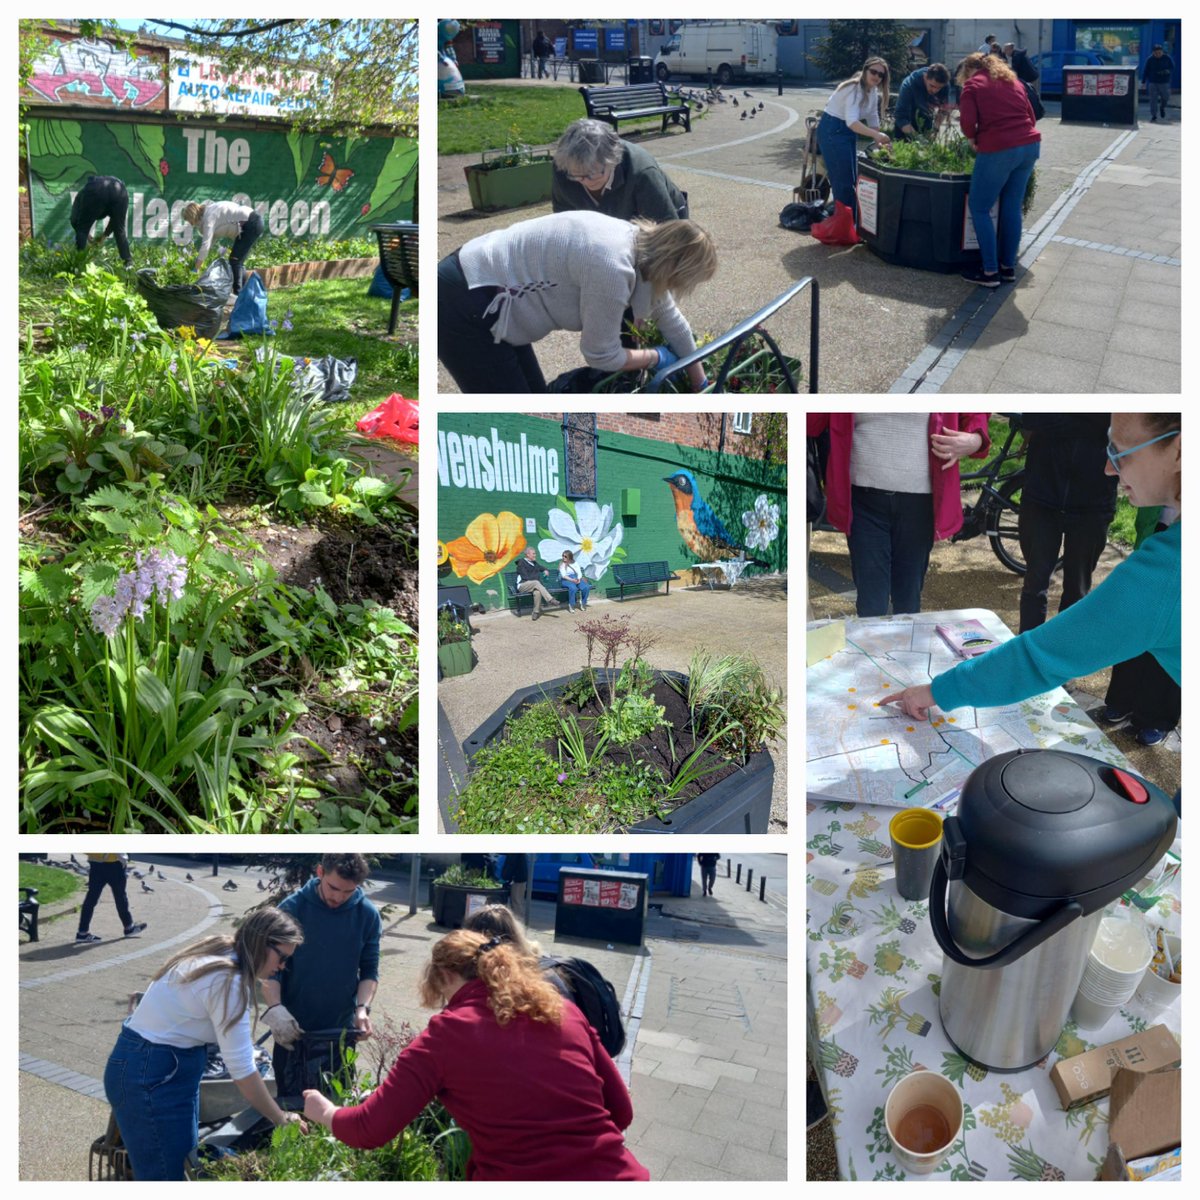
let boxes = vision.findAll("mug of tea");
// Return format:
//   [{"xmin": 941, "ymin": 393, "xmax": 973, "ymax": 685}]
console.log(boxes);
[
  {"xmin": 884, "ymin": 1069, "xmax": 963, "ymax": 1174},
  {"xmin": 889, "ymin": 808, "xmax": 943, "ymax": 901}
]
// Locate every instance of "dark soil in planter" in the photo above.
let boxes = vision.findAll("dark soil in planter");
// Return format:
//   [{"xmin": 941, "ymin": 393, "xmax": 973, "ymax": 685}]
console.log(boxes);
[{"xmin": 535, "ymin": 679, "xmax": 741, "ymax": 802}]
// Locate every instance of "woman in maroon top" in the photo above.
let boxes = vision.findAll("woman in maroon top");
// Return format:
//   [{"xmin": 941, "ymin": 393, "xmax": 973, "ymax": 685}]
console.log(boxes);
[
  {"xmin": 957, "ymin": 52, "xmax": 1041, "ymax": 288},
  {"xmin": 303, "ymin": 930, "xmax": 649, "ymax": 1181}
]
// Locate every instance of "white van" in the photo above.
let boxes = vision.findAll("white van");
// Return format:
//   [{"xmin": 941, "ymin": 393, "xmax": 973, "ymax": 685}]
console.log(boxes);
[{"xmin": 653, "ymin": 22, "xmax": 778, "ymax": 85}]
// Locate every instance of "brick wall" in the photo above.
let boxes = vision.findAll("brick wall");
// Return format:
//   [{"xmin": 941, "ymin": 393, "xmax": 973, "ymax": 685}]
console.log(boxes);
[{"xmin": 525, "ymin": 412, "xmax": 770, "ymax": 457}]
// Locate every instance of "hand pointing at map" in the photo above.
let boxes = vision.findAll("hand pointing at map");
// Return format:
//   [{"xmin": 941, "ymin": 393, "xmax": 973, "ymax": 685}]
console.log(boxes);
[{"xmin": 880, "ymin": 684, "xmax": 937, "ymax": 721}]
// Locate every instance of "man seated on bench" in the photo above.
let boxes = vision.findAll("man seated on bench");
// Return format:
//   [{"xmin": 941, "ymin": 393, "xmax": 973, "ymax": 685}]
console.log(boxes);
[
  {"xmin": 552, "ymin": 119, "xmax": 688, "ymax": 223},
  {"xmin": 515, "ymin": 547, "xmax": 561, "ymax": 620}
]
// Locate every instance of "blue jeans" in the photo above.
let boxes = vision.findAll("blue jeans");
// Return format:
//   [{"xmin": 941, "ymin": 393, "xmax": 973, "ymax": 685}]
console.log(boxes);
[
  {"xmin": 818, "ymin": 112, "xmax": 861, "ymax": 215},
  {"xmin": 848, "ymin": 486, "xmax": 935, "ymax": 617},
  {"xmin": 564, "ymin": 578, "xmax": 590, "ymax": 608},
  {"xmin": 968, "ymin": 140, "xmax": 1040, "ymax": 274},
  {"xmin": 104, "ymin": 1025, "xmax": 207, "ymax": 1181}
]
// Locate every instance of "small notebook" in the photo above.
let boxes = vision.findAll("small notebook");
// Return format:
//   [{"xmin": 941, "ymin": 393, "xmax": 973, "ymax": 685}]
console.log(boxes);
[{"xmin": 936, "ymin": 619, "xmax": 997, "ymax": 658}]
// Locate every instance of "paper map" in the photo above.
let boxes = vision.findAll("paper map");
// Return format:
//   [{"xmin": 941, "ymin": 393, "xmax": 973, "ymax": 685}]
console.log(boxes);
[{"xmin": 805, "ymin": 609, "xmax": 1129, "ymax": 809}]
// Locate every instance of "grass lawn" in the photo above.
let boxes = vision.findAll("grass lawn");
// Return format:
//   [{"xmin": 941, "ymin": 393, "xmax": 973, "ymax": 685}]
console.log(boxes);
[
  {"xmin": 438, "ymin": 83, "xmax": 695, "ymax": 154},
  {"xmin": 19, "ymin": 861, "xmax": 82, "ymax": 906}
]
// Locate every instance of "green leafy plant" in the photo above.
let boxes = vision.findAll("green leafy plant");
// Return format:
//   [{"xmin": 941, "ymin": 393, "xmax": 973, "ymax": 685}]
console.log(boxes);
[
  {"xmin": 596, "ymin": 693, "xmax": 667, "ymax": 747},
  {"xmin": 51, "ymin": 263, "xmax": 158, "ymax": 353},
  {"xmin": 437, "ymin": 609, "xmax": 470, "ymax": 645},
  {"xmin": 556, "ymin": 709, "xmax": 611, "ymax": 773},
  {"xmin": 432, "ymin": 863, "xmax": 503, "ymax": 889}
]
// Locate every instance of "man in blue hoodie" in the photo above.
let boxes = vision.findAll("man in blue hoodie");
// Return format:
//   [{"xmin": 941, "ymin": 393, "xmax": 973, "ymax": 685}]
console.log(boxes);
[{"xmin": 261, "ymin": 854, "xmax": 381, "ymax": 1093}]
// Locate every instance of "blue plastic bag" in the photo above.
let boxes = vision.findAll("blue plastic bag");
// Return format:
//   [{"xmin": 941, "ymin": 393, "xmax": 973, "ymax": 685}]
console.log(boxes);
[
  {"xmin": 218, "ymin": 273, "xmax": 271, "ymax": 338},
  {"xmin": 367, "ymin": 265, "xmax": 410, "ymax": 303}
]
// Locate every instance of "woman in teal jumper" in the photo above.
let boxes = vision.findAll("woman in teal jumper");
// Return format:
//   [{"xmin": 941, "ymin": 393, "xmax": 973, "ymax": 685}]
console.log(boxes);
[{"xmin": 883, "ymin": 412, "xmax": 1181, "ymax": 720}]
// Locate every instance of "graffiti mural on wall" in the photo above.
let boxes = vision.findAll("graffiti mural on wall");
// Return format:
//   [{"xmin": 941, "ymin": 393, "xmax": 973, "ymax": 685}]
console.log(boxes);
[
  {"xmin": 28, "ymin": 36, "xmax": 167, "ymax": 109},
  {"xmin": 441, "ymin": 512, "xmax": 527, "ymax": 584},
  {"xmin": 26, "ymin": 118, "xmax": 417, "ymax": 243},
  {"xmin": 663, "ymin": 470, "xmax": 771, "ymax": 565},
  {"xmin": 539, "ymin": 498, "xmax": 627, "ymax": 582}
]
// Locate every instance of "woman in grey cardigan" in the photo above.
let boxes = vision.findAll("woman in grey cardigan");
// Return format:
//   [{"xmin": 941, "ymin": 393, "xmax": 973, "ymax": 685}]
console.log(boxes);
[
  {"xmin": 551, "ymin": 119, "xmax": 688, "ymax": 223},
  {"xmin": 438, "ymin": 210, "xmax": 716, "ymax": 393}
]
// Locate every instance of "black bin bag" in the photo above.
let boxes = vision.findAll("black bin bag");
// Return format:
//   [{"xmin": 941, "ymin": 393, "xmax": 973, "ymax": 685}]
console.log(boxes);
[{"xmin": 136, "ymin": 258, "xmax": 233, "ymax": 339}]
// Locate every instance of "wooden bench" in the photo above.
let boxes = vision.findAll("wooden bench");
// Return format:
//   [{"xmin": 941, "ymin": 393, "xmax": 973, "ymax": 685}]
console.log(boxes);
[
  {"xmin": 579, "ymin": 82, "xmax": 692, "ymax": 135},
  {"xmin": 612, "ymin": 560, "xmax": 679, "ymax": 600},
  {"xmin": 369, "ymin": 222, "xmax": 419, "ymax": 335},
  {"xmin": 505, "ymin": 569, "xmax": 569, "ymax": 615},
  {"xmin": 19, "ymin": 887, "xmax": 39, "ymax": 943}
]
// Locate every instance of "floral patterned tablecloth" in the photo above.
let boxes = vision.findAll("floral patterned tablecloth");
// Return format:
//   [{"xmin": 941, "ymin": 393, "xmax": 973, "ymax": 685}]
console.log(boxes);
[{"xmin": 806, "ymin": 796, "xmax": 1182, "ymax": 1181}]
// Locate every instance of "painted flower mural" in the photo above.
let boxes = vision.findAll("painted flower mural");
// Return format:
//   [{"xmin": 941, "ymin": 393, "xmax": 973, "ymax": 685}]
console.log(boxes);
[
  {"xmin": 444, "ymin": 512, "xmax": 526, "ymax": 584},
  {"xmin": 538, "ymin": 499, "xmax": 626, "ymax": 582},
  {"xmin": 742, "ymin": 493, "xmax": 781, "ymax": 553}
]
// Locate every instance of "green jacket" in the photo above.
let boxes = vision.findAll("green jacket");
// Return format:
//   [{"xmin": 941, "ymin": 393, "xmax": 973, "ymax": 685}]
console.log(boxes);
[{"xmin": 552, "ymin": 141, "xmax": 687, "ymax": 224}]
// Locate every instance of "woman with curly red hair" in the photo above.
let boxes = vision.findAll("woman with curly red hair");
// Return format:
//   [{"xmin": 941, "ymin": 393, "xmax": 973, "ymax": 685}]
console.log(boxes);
[{"xmin": 303, "ymin": 929, "xmax": 648, "ymax": 1180}]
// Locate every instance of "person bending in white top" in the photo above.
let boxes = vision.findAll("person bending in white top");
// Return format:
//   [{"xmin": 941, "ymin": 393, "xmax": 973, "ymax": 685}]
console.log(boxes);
[
  {"xmin": 103, "ymin": 907, "xmax": 306, "ymax": 1179},
  {"xmin": 817, "ymin": 56, "xmax": 892, "ymax": 221},
  {"xmin": 181, "ymin": 199, "xmax": 266, "ymax": 293}
]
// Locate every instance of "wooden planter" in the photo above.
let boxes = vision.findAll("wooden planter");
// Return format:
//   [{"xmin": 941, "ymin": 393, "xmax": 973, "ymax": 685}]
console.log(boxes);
[
  {"xmin": 253, "ymin": 257, "xmax": 378, "ymax": 290},
  {"xmin": 459, "ymin": 669, "xmax": 774, "ymax": 834},
  {"xmin": 430, "ymin": 881, "xmax": 511, "ymax": 929},
  {"xmin": 463, "ymin": 157, "xmax": 554, "ymax": 212},
  {"xmin": 438, "ymin": 640, "xmax": 474, "ymax": 679}
]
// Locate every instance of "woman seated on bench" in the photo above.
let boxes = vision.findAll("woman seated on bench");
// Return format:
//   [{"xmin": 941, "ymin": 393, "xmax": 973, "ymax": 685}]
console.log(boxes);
[
  {"xmin": 438, "ymin": 210, "xmax": 716, "ymax": 393},
  {"xmin": 552, "ymin": 118, "xmax": 688, "ymax": 223}
]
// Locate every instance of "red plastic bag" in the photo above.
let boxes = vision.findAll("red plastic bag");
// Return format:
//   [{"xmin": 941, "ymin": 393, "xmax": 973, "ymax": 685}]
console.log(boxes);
[
  {"xmin": 357, "ymin": 394, "xmax": 419, "ymax": 444},
  {"xmin": 812, "ymin": 201, "xmax": 860, "ymax": 246}
]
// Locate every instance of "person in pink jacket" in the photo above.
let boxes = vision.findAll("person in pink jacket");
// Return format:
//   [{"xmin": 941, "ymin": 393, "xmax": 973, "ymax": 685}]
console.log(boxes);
[{"xmin": 808, "ymin": 413, "xmax": 990, "ymax": 616}]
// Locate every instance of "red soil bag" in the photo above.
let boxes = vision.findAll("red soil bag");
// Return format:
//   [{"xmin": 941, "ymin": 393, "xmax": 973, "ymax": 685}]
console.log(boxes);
[{"xmin": 357, "ymin": 394, "xmax": 418, "ymax": 444}]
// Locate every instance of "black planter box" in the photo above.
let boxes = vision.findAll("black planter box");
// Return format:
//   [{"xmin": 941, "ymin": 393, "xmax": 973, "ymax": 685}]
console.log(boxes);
[
  {"xmin": 1061, "ymin": 66, "xmax": 1139, "ymax": 127},
  {"xmin": 856, "ymin": 155, "xmax": 981, "ymax": 274},
  {"xmin": 459, "ymin": 669, "xmax": 774, "ymax": 834},
  {"xmin": 430, "ymin": 881, "xmax": 510, "ymax": 929}
]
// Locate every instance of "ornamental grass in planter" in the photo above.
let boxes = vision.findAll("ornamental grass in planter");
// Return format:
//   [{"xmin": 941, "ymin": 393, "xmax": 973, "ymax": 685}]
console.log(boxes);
[{"xmin": 453, "ymin": 616, "xmax": 783, "ymax": 833}]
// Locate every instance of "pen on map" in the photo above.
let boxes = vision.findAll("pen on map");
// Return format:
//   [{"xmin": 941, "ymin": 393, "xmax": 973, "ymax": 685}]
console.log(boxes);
[{"xmin": 904, "ymin": 779, "xmax": 931, "ymax": 800}]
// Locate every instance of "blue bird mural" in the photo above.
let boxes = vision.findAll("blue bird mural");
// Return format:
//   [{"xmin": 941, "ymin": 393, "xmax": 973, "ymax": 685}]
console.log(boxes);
[{"xmin": 663, "ymin": 470, "xmax": 769, "ymax": 565}]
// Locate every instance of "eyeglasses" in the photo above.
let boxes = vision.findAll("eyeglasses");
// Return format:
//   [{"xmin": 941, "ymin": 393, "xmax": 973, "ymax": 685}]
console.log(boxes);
[
  {"xmin": 866, "ymin": 68, "xmax": 884, "ymax": 79},
  {"xmin": 269, "ymin": 943, "xmax": 295, "ymax": 967},
  {"xmin": 1105, "ymin": 428, "xmax": 1180, "ymax": 473},
  {"xmin": 566, "ymin": 166, "xmax": 610, "ymax": 183}
]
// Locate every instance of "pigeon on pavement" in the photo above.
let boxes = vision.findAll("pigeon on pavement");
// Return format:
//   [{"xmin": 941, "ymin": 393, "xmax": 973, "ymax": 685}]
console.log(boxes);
[
  {"xmin": 156, "ymin": 870, "xmax": 166, "ymax": 881},
  {"xmin": 186, "ymin": 873, "xmax": 194, "ymax": 882},
  {"xmin": 141, "ymin": 881, "xmax": 154, "ymax": 893},
  {"xmin": 222, "ymin": 880, "xmax": 238, "ymax": 891}
]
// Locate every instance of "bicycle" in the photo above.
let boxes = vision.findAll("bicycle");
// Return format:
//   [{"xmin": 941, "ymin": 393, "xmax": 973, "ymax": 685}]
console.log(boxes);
[{"xmin": 952, "ymin": 413, "xmax": 1060, "ymax": 577}]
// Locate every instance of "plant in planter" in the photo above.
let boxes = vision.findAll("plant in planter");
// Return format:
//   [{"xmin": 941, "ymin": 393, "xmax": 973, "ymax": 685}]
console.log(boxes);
[
  {"xmin": 429, "ymin": 863, "xmax": 508, "ymax": 927},
  {"xmin": 437, "ymin": 608, "xmax": 473, "ymax": 678},
  {"xmin": 463, "ymin": 136, "xmax": 555, "ymax": 212},
  {"xmin": 452, "ymin": 618, "xmax": 782, "ymax": 834}
]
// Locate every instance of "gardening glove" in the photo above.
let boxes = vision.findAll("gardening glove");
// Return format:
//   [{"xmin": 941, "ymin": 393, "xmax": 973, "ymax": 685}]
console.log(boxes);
[
  {"xmin": 262, "ymin": 1004, "xmax": 303, "ymax": 1048},
  {"xmin": 655, "ymin": 346, "xmax": 680, "ymax": 372}
]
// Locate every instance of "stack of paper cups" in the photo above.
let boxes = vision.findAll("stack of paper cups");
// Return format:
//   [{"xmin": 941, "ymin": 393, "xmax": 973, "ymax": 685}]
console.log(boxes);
[{"xmin": 1071, "ymin": 917, "xmax": 1153, "ymax": 1029}]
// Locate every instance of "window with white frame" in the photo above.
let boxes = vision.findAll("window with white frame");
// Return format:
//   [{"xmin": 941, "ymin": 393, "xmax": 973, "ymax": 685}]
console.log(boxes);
[{"xmin": 731, "ymin": 412, "xmax": 753, "ymax": 434}]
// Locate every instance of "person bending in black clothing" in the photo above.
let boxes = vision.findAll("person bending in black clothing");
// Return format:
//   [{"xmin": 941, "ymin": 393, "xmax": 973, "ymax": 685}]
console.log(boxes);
[
  {"xmin": 1015, "ymin": 414, "xmax": 1117, "ymax": 634},
  {"xmin": 70, "ymin": 175, "xmax": 132, "ymax": 265}
]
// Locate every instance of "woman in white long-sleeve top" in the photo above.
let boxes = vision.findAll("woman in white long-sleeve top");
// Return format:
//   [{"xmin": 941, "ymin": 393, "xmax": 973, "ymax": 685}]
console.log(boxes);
[
  {"xmin": 438, "ymin": 209, "xmax": 716, "ymax": 394},
  {"xmin": 103, "ymin": 907, "xmax": 306, "ymax": 1179},
  {"xmin": 817, "ymin": 56, "xmax": 893, "ymax": 220},
  {"xmin": 181, "ymin": 199, "xmax": 266, "ymax": 292}
]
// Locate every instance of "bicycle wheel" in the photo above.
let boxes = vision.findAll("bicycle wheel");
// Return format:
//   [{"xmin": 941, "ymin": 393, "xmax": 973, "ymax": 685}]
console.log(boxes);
[{"xmin": 987, "ymin": 474, "xmax": 1029, "ymax": 574}]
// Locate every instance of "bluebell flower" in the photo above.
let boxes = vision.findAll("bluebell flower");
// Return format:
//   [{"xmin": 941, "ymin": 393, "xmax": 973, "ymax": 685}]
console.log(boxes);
[{"xmin": 281, "ymin": 319, "xmax": 293, "ymax": 332}]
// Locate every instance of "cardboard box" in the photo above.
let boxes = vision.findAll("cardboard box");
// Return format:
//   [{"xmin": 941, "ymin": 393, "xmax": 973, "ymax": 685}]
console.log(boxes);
[
  {"xmin": 1050, "ymin": 1024, "xmax": 1180, "ymax": 1109},
  {"xmin": 1097, "ymin": 1068, "xmax": 1182, "ymax": 1180}
]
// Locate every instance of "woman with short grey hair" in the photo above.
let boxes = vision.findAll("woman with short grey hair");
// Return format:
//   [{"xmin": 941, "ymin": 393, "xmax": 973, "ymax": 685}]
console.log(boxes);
[{"xmin": 552, "ymin": 118, "xmax": 688, "ymax": 223}]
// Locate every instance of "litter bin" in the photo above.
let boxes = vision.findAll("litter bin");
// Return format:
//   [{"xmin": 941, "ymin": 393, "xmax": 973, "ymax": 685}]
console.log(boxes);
[
  {"xmin": 578, "ymin": 59, "xmax": 606, "ymax": 84},
  {"xmin": 627, "ymin": 56, "xmax": 654, "ymax": 84},
  {"xmin": 1061, "ymin": 65, "xmax": 1139, "ymax": 126},
  {"xmin": 554, "ymin": 867, "xmax": 648, "ymax": 946}
]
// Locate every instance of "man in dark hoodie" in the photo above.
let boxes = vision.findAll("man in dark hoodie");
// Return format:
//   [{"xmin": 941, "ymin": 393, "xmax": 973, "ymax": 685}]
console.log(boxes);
[{"xmin": 261, "ymin": 854, "xmax": 381, "ymax": 1091}]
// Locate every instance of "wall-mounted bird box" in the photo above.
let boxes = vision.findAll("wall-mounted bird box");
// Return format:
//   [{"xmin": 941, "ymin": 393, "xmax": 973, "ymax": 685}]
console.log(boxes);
[{"xmin": 621, "ymin": 488, "xmax": 640, "ymax": 518}]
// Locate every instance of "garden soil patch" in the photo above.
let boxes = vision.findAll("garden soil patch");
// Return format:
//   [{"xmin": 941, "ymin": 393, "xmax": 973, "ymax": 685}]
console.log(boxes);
[
  {"xmin": 242, "ymin": 512, "xmax": 417, "ymax": 796},
  {"xmin": 537, "ymin": 678, "xmax": 740, "ymax": 803}
]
